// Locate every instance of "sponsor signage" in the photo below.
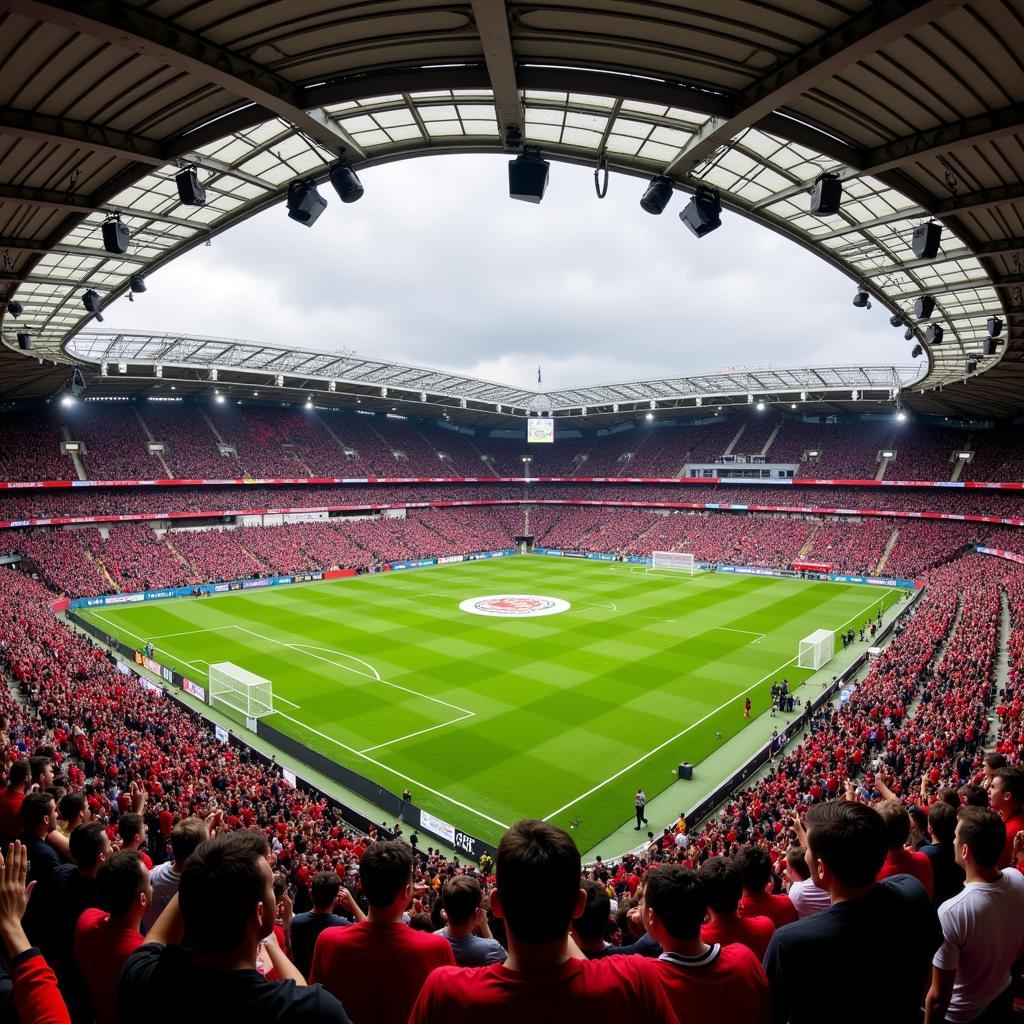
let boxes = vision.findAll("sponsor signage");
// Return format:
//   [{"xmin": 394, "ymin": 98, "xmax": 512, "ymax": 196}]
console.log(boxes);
[
  {"xmin": 459, "ymin": 594, "xmax": 571, "ymax": 618},
  {"xmin": 214, "ymin": 724, "xmax": 229, "ymax": 743},
  {"xmin": 419, "ymin": 810, "xmax": 456, "ymax": 844},
  {"xmin": 183, "ymin": 678, "xmax": 206, "ymax": 701}
]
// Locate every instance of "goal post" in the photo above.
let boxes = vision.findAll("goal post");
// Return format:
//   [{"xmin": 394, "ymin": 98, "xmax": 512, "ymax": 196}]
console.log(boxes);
[
  {"xmin": 209, "ymin": 662, "xmax": 274, "ymax": 720},
  {"xmin": 798, "ymin": 629, "xmax": 835, "ymax": 671},
  {"xmin": 650, "ymin": 551, "xmax": 697, "ymax": 575}
]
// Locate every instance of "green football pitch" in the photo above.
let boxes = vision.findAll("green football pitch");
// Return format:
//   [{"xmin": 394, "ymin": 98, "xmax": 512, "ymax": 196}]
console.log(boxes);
[{"xmin": 79, "ymin": 556, "xmax": 896, "ymax": 852}]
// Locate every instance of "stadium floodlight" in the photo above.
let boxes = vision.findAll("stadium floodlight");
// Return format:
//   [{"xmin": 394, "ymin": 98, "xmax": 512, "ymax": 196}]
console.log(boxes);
[
  {"xmin": 305, "ymin": 396, "xmax": 313, "ymax": 407},
  {"xmin": 987, "ymin": 316, "xmax": 1003, "ymax": 338},
  {"xmin": 645, "ymin": 411, "xmax": 654, "ymax": 421},
  {"xmin": 852, "ymin": 285, "xmax": 871, "ymax": 309},
  {"xmin": 215, "ymin": 393, "xmax": 225, "ymax": 404},
  {"xmin": 287, "ymin": 178, "xmax": 327, "ymax": 226},
  {"xmin": 911, "ymin": 220, "xmax": 942, "ymax": 259},
  {"xmin": 679, "ymin": 186, "xmax": 721, "ymax": 237},
  {"xmin": 640, "ymin": 176, "xmax": 673, "ymax": 215},
  {"xmin": 82, "ymin": 289, "xmax": 103, "ymax": 322},
  {"xmin": 6, "ymin": 301, "xmax": 22, "ymax": 318},
  {"xmin": 329, "ymin": 160, "xmax": 364, "ymax": 203},
  {"xmin": 896, "ymin": 408, "xmax": 907, "ymax": 421},
  {"xmin": 756, "ymin": 400, "xmax": 765, "ymax": 411},
  {"xmin": 809, "ymin": 172, "xmax": 842, "ymax": 216},
  {"xmin": 790, "ymin": 403, "xmax": 797, "ymax": 409},
  {"xmin": 508, "ymin": 148, "xmax": 549, "ymax": 203},
  {"xmin": 914, "ymin": 295, "xmax": 936, "ymax": 319}
]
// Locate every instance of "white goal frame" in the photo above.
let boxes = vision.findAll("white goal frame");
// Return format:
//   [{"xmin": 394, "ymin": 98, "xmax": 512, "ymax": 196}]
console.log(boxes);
[
  {"xmin": 798, "ymin": 629, "xmax": 835, "ymax": 671},
  {"xmin": 209, "ymin": 662, "xmax": 274, "ymax": 719},
  {"xmin": 650, "ymin": 551, "xmax": 697, "ymax": 575}
]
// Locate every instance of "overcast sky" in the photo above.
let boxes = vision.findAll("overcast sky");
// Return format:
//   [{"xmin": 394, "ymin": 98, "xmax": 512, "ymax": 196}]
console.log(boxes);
[{"xmin": 102, "ymin": 155, "xmax": 913, "ymax": 391}]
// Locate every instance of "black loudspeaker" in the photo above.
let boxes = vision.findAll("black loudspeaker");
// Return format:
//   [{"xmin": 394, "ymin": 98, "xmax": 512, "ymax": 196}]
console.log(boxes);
[
  {"xmin": 175, "ymin": 167, "xmax": 206, "ymax": 206},
  {"xmin": 6, "ymin": 301, "xmax": 22, "ymax": 318},
  {"xmin": 102, "ymin": 218, "xmax": 130, "ymax": 254},
  {"xmin": 987, "ymin": 316, "xmax": 1003, "ymax": 338},
  {"xmin": 640, "ymin": 176, "xmax": 673, "ymax": 215},
  {"xmin": 679, "ymin": 187, "xmax": 722, "ymax": 237},
  {"xmin": 925, "ymin": 324, "xmax": 944, "ymax": 346},
  {"xmin": 810, "ymin": 173, "xmax": 842, "ymax": 216},
  {"xmin": 16, "ymin": 333, "xmax": 31, "ymax": 350},
  {"xmin": 286, "ymin": 179, "xmax": 327, "ymax": 226},
  {"xmin": 984, "ymin": 338, "xmax": 999, "ymax": 356},
  {"xmin": 329, "ymin": 162, "xmax": 364, "ymax": 203},
  {"xmin": 508, "ymin": 151, "xmax": 549, "ymax": 204},
  {"xmin": 678, "ymin": 762, "xmax": 693, "ymax": 780},
  {"xmin": 912, "ymin": 221, "xmax": 942, "ymax": 259},
  {"xmin": 914, "ymin": 295, "xmax": 936, "ymax": 319}
]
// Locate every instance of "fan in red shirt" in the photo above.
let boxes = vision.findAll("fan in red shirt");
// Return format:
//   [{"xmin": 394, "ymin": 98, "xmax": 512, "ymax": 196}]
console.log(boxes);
[
  {"xmin": 734, "ymin": 846, "xmax": 798, "ymax": 929},
  {"xmin": 988, "ymin": 767, "xmax": 1024, "ymax": 869},
  {"xmin": 410, "ymin": 820, "xmax": 678, "ymax": 1024},
  {"xmin": 697, "ymin": 858, "xmax": 775, "ymax": 960},
  {"xmin": 74, "ymin": 850, "xmax": 149, "ymax": 1024},
  {"xmin": 0, "ymin": 762, "xmax": 30, "ymax": 848},
  {"xmin": 875, "ymin": 799, "xmax": 934, "ymax": 900},
  {"xmin": 643, "ymin": 864, "xmax": 770, "ymax": 1024},
  {"xmin": 310, "ymin": 840, "xmax": 454, "ymax": 1024}
]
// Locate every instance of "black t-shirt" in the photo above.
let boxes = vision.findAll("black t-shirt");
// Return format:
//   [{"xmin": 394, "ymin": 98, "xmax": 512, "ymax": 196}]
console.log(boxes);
[
  {"xmin": 763, "ymin": 875, "xmax": 942, "ymax": 1024},
  {"xmin": 919, "ymin": 841, "xmax": 965, "ymax": 907},
  {"xmin": 120, "ymin": 943, "xmax": 351, "ymax": 1024},
  {"xmin": 289, "ymin": 912, "xmax": 352, "ymax": 979}
]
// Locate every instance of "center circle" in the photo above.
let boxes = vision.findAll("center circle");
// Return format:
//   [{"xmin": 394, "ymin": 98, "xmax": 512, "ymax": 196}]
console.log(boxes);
[{"xmin": 459, "ymin": 594, "xmax": 571, "ymax": 618}]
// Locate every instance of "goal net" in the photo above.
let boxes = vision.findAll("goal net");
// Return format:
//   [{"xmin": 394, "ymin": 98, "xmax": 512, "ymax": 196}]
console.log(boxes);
[
  {"xmin": 651, "ymin": 551, "xmax": 697, "ymax": 575},
  {"xmin": 209, "ymin": 662, "xmax": 274, "ymax": 719},
  {"xmin": 798, "ymin": 629, "xmax": 835, "ymax": 671}
]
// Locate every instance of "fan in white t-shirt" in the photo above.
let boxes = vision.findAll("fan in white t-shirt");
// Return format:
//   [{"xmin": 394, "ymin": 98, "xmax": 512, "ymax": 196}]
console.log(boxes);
[
  {"xmin": 924, "ymin": 806, "xmax": 1024, "ymax": 1024},
  {"xmin": 783, "ymin": 845, "xmax": 831, "ymax": 918}
]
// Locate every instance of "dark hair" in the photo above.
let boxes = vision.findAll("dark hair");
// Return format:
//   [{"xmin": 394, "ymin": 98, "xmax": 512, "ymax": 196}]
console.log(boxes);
[
  {"xmin": 311, "ymin": 871, "xmax": 341, "ymax": 909},
  {"xmin": 179, "ymin": 832, "xmax": 270, "ymax": 952},
  {"xmin": 98, "ymin": 850, "xmax": 147, "ymax": 916},
  {"xmin": 496, "ymin": 820, "xmax": 581, "ymax": 943},
  {"xmin": 993, "ymin": 767, "xmax": 1024, "ymax": 806},
  {"xmin": 6, "ymin": 761, "xmax": 29, "ymax": 789},
  {"xmin": 20, "ymin": 791, "xmax": 54, "ymax": 830},
  {"xmin": 936, "ymin": 787, "xmax": 961, "ymax": 809},
  {"xmin": 408, "ymin": 912, "xmax": 433, "ymax": 932},
  {"xmin": 59, "ymin": 792, "xmax": 87, "ymax": 823},
  {"xmin": 875, "ymin": 799, "xmax": 910, "ymax": 850},
  {"xmin": 359, "ymin": 841, "xmax": 413, "ymax": 909},
  {"xmin": 957, "ymin": 806, "xmax": 1006, "ymax": 870},
  {"xmin": 928, "ymin": 800, "xmax": 958, "ymax": 845},
  {"xmin": 983, "ymin": 753, "xmax": 1007, "ymax": 771},
  {"xmin": 785, "ymin": 846, "xmax": 810, "ymax": 880},
  {"xmin": 958, "ymin": 784, "xmax": 989, "ymax": 808},
  {"xmin": 70, "ymin": 821, "xmax": 109, "ymax": 871},
  {"xmin": 645, "ymin": 865, "xmax": 706, "ymax": 940},
  {"xmin": 697, "ymin": 857, "xmax": 742, "ymax": 914},
  {"xmin": 29, "ymin": 756, "xmax": 51, "ymax": 783},
  {"xmin": 442, "ymin": 874, "xmax": 483, "ymax": 926},
  {"xmin": 805, "ymin": 801, "xmax": 887, "ymax": 888},
  {"xmin": 573, "ymin": 879, "xmax": 611, "ymax": 943},
  {"xmin": 117, "ymin": 813, "xmax": 144, "ymax": 845},
  {"xmin": 734, "ymin": 844, "xmax": 773, "ymax": 892},
  {"xmin": 169, "ymin": 818, "xmax": 208, "ymax": 865}
]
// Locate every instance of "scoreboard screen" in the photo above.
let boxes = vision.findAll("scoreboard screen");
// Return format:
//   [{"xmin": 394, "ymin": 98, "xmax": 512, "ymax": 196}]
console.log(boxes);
[{"xmin": 527, "ymin": 418, "xmax": 554, "ymax": 444}]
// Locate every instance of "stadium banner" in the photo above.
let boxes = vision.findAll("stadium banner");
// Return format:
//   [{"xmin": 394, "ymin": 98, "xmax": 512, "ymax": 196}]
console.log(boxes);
[
  {"xmin": 437, "ymin": 555, "xmax": 464, "ymax": 564},
  {"xmin": 182, "ymin": 678, "xmax": 206, "ymax": 701},
  {"xmin": 465, "ymin": 549, "xmax": 515, "ymax": 561},
  {"xmin": 419, "ymin": 809, "xmax": 456, "ymax": 845},
  {"xmin": 387, "ymin": 558, "xmax": 437, "ymax": 571},
  {"xmin": 323, "ymin": 569, "xmax": 357, "ymax": 580},
  {"xmin": 586, "ymin": 552, "xmax": 619, "ymax": 561},
  {"xmin": 214, "ymin": 724, "xmax": 229, "ymax": 743},
  {"xmin": 975, "ymin": 545, "xmax": 1024, "ymax": 565}
]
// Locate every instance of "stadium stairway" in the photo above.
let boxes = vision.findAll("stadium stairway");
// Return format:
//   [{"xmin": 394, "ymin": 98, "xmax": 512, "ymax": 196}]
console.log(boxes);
[
  {"xmin": 86, "ymin": 542, "xmax": 119, "ymax": 592},
  {"xmin": 60, "ymin": 425, "xmax": 88, "ymax": 480},
  {"xmin": 796, "ymin": 523, "xmax": 821, "ymax": 560},
  {"xmin": 874, "ymin": 528, "xmax": 901, "ymax": 575},
  {"xmin": 760, "ymin": 422, "xmax": 782, "ymax": 459},
  {"xmin": 164, "ymin": 533, "xmax": 198, "ymax": 576},
  {"xmin": 723, "ymin": 423, "xmax": 745, "ymax": 457},
  {"xmin": 133, "ymin": 406, "xmax": 175, "ymax": 477}
]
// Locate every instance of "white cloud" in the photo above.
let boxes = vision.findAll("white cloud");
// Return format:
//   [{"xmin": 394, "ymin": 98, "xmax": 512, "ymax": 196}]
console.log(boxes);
[{"xmin": 103, "ymin": 155, "xmax": 911, "ymax": 391}]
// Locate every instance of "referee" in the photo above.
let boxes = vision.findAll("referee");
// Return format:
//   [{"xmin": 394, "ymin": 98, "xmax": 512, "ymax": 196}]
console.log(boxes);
[{"xmin": 634, "ymin": 788, "xmax": 648, "ymax": 830}]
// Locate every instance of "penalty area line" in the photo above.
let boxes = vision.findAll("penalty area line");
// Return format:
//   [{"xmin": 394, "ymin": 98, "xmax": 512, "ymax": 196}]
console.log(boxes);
[{"xmin": 358, "ymin": 710, "xmax": 477, "ymax": 754}]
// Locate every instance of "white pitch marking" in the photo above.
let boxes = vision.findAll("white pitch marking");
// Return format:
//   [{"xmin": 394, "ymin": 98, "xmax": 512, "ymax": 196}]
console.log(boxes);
[
  {"xmin": 92, "ymin": 613, "xmax": 148, "ymax": 645},
  {"xmin": 577, "ymin": 600, "xmax": 618, "ymax": 611},
  {"xmin": 359, "ymin": 711, "xmax": 476, "ymax": 754}
]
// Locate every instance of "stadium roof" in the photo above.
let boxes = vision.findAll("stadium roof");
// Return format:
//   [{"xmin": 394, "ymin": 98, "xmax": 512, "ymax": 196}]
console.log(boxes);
[
  {"xmin": 0, "ymin": 1, "xmax": 1022, "ymax": 419},
  {"xmin": 65, "ymin": 327, "xmax": 918, "ymax": 425}
]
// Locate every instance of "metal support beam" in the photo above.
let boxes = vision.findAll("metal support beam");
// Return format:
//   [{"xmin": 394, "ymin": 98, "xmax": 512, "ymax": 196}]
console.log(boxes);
[
  {"xmin": 933, "ymin": 181, "xmax": 1024, "ymax": 216},
  {"xmin": 815, "ymin": 207, "xmax": 927, "ymax": 241},
  {"xmin": 0, "ymin": 237, "xmax": 149, "ymax": 264},
  {"xmin": 898, "ymin": 273, "xmax": 1024, "ymax": 300},
  {"xmin": 13, "ymin": 0, "xmax": 361, "ymax": 158},
  {"xmin": 665, "ymin": 0, "xmax": 968, "ymax": 176},
  {"xmin": 470, "ymin": 0, "xmax": 523, "ymax": 147},
  {"xmin": 0, "ymin": 183, "xmax": 96, "ymax": 214},
  {"xmin": 0, "ymin": 107, "xmax": 165, "ymax": 164}
]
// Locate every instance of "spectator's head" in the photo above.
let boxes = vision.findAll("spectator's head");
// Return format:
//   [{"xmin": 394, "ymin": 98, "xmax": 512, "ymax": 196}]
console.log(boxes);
[
  {"xmin": 310, "ymin": 871, "xmax": 341, "ymax": 911},
  {"xmin": 20, "ymin": 791, "xmax": 55, "ymax": 837},
  {"xmin": 6, "ymin": 760, "xmax": 29, "ymax": 793},
  {"xmin": 169, "ymin": 817, "xmax": 209, "ymax": 867},
  {"xmin": 98, "ymin": 849, "xmax": 151, "ymax": 920},
  {"xmin": 936, "ymin": 787, "xmax": 961, "ymax": 809},
  {"xmin": 804, "ymin": 801, "xmax": 887, "ymax": 893},
  {"xmin": 359, "ymin": 841, "xmax": 413, "ymax": 912},
  {"xmin": 58, "ymin": 792, "xmax": 89, "ymax": 829},
  {"xmin": 70, "ymin": 821, "xmax": 111, "ymax": 874},
  {"xmin": 954, "ymin": 807, "xmax": 1006, "ymax": 872},
  {"xmin": 989, "ymin": 767, "xmax": 1024, "ymax": 818},
  {"xmin": 179, "ymin": 831, "xmax": 273, "ymax": 954},
  {"xmin": 733, "ymin": 844, "xmax": 773, "ymax": 894},
  {"xmin": 570, "ymin": 879, "xmax": 611, "ymax": 947},
  {"xmin": 783, "ymin": 846, "xmax": 811, "ymax": 884},
  {"xmin": 29, "ymin": 756, "xmax": 53, "ymax": 789},
  {"xmin": 441, "ymin": 874, "xmax": 483, "ymax": 927},
  {"xmin": 959, "ymin": 784, "xmax": 989, "ymax": 808},
  {"xmin": 982, "ymin": 753, "xmax": 1007, "ymax": 780},
  {"xmin": 696, "ymin": 857, "xmax": 742, "ymax": 915},
  {"xmin": 492, "ymin": 820, "xmax": 583, "ymax": 945},
  {"xmin": 876, "ymin": 799, "xmax": 911, "ymax": 852},
  {"xmin": 643, "ymin": 865, "xmax": 706, "ymax": 944},
  {"xmin": 117, "ymin": 812, "xmax": 146, "ymax": 849},
  {"xmin": 927, "ymin": 801, "xmax": 958, "ymax": 845}
]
